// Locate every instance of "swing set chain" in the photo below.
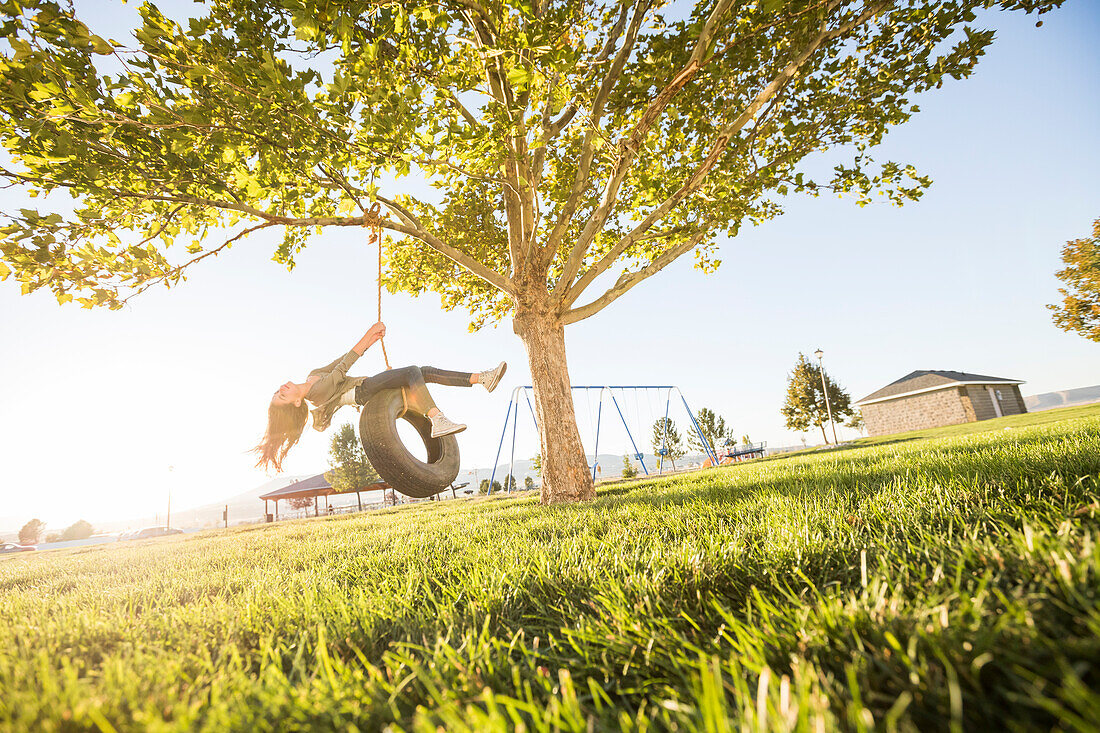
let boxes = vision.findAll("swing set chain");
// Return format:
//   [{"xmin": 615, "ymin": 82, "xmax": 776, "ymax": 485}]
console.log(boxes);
[{"xmin": 364, "ymin": 202, "xmax": 391, "ymax": 370}]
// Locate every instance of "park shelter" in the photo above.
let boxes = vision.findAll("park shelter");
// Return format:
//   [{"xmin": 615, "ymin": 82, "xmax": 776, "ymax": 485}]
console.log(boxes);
[
  {"xmin": 259, "ymin": 473, "xmax": 390, "ymax": 521},
  {"xmin": 855, "ymin": 370, "xmax": 1026, "ymax": 437}
]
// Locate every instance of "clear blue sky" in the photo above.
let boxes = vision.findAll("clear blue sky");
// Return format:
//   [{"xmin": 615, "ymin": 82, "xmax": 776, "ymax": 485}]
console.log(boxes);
[{"xmin": 1, "ymin": 1, "xmax": 1097, "ymax": 529}]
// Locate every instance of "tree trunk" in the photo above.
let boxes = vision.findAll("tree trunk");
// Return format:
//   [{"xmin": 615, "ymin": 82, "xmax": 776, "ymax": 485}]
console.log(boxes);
[
  {"xmin": 819, "ymin": 423, "xmax": 829, "ymax": 445},
  {"xmin": 514, "ymin": 305, "xmax": 595, "ymax": 504}
]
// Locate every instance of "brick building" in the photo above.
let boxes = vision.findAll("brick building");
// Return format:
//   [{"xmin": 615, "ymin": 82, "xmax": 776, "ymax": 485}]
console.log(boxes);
[{"xmin": 855, "ymin": 370, "xmax": 1027, "ymax": 437}]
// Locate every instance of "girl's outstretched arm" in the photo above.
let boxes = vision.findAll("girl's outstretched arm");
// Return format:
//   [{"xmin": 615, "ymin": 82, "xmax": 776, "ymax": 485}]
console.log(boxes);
[{"xmin": 353, "ymin": 322, "xmax": 386, "ymax": 356}]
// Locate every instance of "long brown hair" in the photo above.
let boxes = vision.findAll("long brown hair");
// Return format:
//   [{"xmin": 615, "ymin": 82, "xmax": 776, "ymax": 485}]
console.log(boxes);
[{"xmin": 253, "ymin": 401, "xmax": 309, "ymax": 472}]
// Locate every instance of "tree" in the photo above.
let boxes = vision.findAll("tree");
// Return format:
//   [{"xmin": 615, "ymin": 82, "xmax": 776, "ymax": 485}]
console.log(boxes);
[
  {"xmin": 846, "ymin": 411, "xmax": 867, "ymax": 436},
  {"xmin": 60, "ymin": 519, "xmax": 94, "ymax": 541},
  {"xmin": 502, "ymin": 473, "xmax": 517, "ymax": 492},
  {"xmin": 478, "ymin": 478, "xmax": 490, "ymax": 495},
  {"xmin": 0, "ymin": 0, "xmax": 1061, "ymax": 504},
  {"xmin": 686, "ymin": 407, "xmax": 729, "ymax": 456},
  {"xmin": 741, "ymin": 434, "xmax": 752, "ymax": 446},
  {"xmin": 1049, "ymin": 217, "xmax": 1100, "ymax": 342},
  {"xmin": 524, "ymin": 475, "xmax": 535, "ymax": 490},
  {"xmin": 324, "ymin": 423, "xmax": 380, "ymax": 493},
  {"xmin": 288, "ymin": 496, "xmax": 315, "ymax": 511},
  {"xmin": 781, "ymin": 353, "xmax": 853, "ymax": 444},
  {"xmin": 531, "ymin": 453, "xmax": 542, "ymax": 476},
  {"xmin": 18, "ymin": 518, "xmax": 44, "ymax": 545},
  {"xmin": 620, "ymin": 454, "xmax": 637, "ymax": 479},
  {"xmin": 651, "ymin": 418, "xmax": 684, "ymax": 470}
]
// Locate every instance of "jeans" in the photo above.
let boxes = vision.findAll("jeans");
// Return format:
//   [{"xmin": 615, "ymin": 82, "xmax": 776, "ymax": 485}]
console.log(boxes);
[{"xmin": 354, "ymin": 366, "xmax": 473, "ymax": 414}]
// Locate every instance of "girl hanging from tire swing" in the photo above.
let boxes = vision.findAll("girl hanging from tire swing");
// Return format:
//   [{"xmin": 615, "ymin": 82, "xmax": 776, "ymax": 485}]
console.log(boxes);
[{"xmin": 253, "ymin": 320, "xmax": 507, "ymax": 473}]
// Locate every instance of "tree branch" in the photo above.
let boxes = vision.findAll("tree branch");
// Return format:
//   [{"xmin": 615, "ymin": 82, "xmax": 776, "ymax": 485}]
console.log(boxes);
[
  {"xmin": 540, "ymin": 0, "xmax": 650, "ymax": 271},
  {"xmin": 383, "ymin": 217, "xmax": 515, "ymax": 294},
  {"xmin": 48, "ymin": 183, "xmax": 515, "ymax": 295},
  {"xmin": 374, "ymin": 194, "xmax": 421, "ymax": 229},
  {"xmin": 542, "ymin": 2, "xmax": 631, "ymax": 144},
  {"xmin": 447, "ymin": 90, "xmax": 483, "ymax": 129},
  {"xmin": 560, "ymin": 0, "xmax": 867, "ymax": 308},
  {"xmin": 121, "ymin": 221, "xmax": 278, "ymax": 304},
  {"xmin": 561, "ymin": 223, "xmax": 713, "ymax": 324},
  {"xmin": 550, "ymin": 0, "xmax": 735, "ymax": 298}
]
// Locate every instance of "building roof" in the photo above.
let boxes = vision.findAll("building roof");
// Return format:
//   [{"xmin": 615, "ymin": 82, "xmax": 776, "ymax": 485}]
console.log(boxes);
[
  {"xmin": 855, "ymin": 370, "xmax": 1024, "ymax": 406},
  {"xmin": 258, "ymin": 473, "xmax": 332, "ymax": 500},
  {"xmin": 258, "ymin": 473, "xmax": 390, "ymax": 501}
]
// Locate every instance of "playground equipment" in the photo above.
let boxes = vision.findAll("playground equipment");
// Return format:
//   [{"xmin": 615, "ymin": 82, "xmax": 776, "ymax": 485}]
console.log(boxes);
[{"xmin": 489, "ymin": 385, "xmax": 720, "ymax": 493}]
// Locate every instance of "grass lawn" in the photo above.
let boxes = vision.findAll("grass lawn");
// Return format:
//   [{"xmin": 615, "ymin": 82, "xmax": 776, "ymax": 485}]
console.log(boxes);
[{"xmin": 2, "ymin": 407, "xmax": 1099, "ymax": 731}]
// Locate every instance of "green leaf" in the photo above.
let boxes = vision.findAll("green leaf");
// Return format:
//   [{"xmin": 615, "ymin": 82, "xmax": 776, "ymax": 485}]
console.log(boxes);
[
  {"xmin": 89, "ymin": 35, "xmax": 113, "ymax": 55},
  {"xmin": 507, "ymin": 67, "xmax": 530, "ymax": 88}
]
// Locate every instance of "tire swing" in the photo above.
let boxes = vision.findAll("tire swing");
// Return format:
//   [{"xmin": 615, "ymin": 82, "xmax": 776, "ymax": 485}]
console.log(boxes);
[
  {"xmin": 358, "ymin": 391, "xmax": 460, "ymax": 499},
  {"xmin": 356, "ymin": 204, "xmax": 461, "ymax": 498}
]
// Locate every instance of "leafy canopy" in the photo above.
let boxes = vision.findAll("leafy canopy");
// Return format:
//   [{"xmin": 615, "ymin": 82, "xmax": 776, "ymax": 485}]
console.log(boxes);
[
  {"xmin": 18, "ymin": 518, "xmax": 44, "ymax": 545},
  {"xmin": 1049, "ymin": 217, "xmax": 1100, "ymax": 343},
  {"xmin": 324, "ymin": 422, "xmax": 380, "ymax": 492},
  {"xmin": 60, "ymin": 519, "xmax": 94, "ymax": 541},
  {"xmin": 620, "ymin": 453, "xmax": 638, "ymax": 478},
  {"xmin": 0, "ymin": 0, "xmax": 1062, "ymax": 324},
  {"xmin": 651, "ymin": 416, "xmax": 684, "ymax": 463},
  {"xmin": 686, "ymin": 405, "xmax": 729, "ymax": 455},
  {"xmin": 781, "ymin": 351, "xmax": 852, "ymax": 440}
]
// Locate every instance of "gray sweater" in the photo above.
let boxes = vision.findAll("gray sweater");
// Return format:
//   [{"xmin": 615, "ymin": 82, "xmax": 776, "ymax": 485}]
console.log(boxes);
[{"xmin": 306, "ymin": 350, "xmax": 368, "ymax": 432}]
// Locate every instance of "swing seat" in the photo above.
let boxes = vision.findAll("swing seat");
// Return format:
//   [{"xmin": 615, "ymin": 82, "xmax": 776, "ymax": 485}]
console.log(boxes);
[{"xmin": 358, "ymin": 389, "xmax": 461, "ymax": 499}]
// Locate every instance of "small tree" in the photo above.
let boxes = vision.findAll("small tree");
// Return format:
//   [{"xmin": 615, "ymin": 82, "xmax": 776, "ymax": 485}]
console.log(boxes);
[
  {"xmin": 18, "ymin": 519, "xmax": 44, "ymax": 545},
  {"xmin": 324, "ymin": 423, "xmax": 380, "ymax": 493},
  {"xmin": 288, "ymin": 496, "xmax": 315, "ymax": 511},
  {"xmin": 651, "ymin": 418, "xmax": 684, "ymax": 470},
  {"xmin": 781, "ymin": 353, "xmax": 853, "ymax": 444},
  {"xmin": 1049, "ymin": 218, "xmax": 1100, "ymax": 342},
  {"xmin": 478, "ymin": 479, "xmax": 490, "ymax": 495},
  {"xmin": 60, "ymin": 520, "xmax": 94, "ymax": 541},
  {"xmin": 621, "ymin": 455, "xmax": 638, "ymax": 479},
  {"xmin": 45, "ymin": 532, "xmax": 61, "ymax": 543},
  {"xmin": 846, "ymin": 412, "xmax": 867, "ymax": 436},
  {"xmin": 686, "ymin": 407, "xmax": 730, "ymax": 456},
  {"xmin": 531, "ymin": 454, "xmax": 543, "ymax": 476},
  {"xmin": 491, "ymin": 481, "xmax": 502, "ymax": 494},
  {"xmin": 503, "ymin": 474, "xmax": 518, "ymax": 492},
  {"xmin": 524, "ymin": 475, "xmax": 535, "ymax": 490}
]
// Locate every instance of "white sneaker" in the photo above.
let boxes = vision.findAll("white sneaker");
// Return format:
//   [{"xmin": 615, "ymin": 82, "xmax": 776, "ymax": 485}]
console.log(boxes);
[
  {"xmin": 430, "ymin": 412, "xmax": 467, "ymax": 438},
  {"xmin": 478, "ymin": 361, "xmax": 508, "ymax": 393}
]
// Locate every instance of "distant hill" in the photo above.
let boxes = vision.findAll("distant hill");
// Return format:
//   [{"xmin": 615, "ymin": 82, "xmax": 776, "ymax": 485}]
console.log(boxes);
[
  {"xmin": 1026, "ymin": 385, "xmax": 1100, "ymax": 412},
  {"xmin": 163, "ymin": 475, "xmax": 313, "ymax": 529},
  {"xmin": 0, "ymin": 476, "xmax": 310, "ymax": 540},
  {"xmin": 90, "ymin": 475, "xmax": 310, "ymax": 532}
]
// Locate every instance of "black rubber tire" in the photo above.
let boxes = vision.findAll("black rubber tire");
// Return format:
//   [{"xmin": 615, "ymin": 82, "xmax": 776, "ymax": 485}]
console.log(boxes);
[{"xmin": 358, "ymin": 389, "xmax": 461, "ymax": 498}]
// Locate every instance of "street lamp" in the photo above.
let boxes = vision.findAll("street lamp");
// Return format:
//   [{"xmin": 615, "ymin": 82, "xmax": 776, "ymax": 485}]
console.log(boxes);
[
  {"xmin": 814, "ymin": 349, "xmax": 838, "ymax": 445},
  {"xmin": 166, "ymin": 465, "xmax": 174, "ymax": 529}
]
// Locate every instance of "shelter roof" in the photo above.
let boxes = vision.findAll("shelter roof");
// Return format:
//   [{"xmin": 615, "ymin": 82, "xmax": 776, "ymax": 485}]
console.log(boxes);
[
  {"xmin": 258, "ymin": 473, "xmax": 391, "ymax": 501},
  {"xmin": 259, "ymin": 473, "xmax": 332, "ymax": 501},
  {"xmin": 855, "ymin": 370, "xmax": 1024, "ymax": 406}
]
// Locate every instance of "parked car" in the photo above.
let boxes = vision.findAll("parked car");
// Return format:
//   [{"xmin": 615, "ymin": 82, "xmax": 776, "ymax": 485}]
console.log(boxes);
[
  {"xmin": 0, "ymin": 542, "xmax": 36, "ymax": 553},
  {"xmin": 117, "ymin": 526, "xmax": 184, "ymax": 541}
]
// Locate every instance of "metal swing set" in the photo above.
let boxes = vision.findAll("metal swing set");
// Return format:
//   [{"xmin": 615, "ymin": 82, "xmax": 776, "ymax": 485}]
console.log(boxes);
[{"xmin": 488, "ymin": 385, "xmax": 720, "ymax": 493}]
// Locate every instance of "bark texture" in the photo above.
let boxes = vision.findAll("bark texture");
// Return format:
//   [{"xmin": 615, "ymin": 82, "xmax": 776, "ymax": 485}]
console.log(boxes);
[{"xmin": 514, "ymin": 304, "xmax": 596, "ymax": 504}]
